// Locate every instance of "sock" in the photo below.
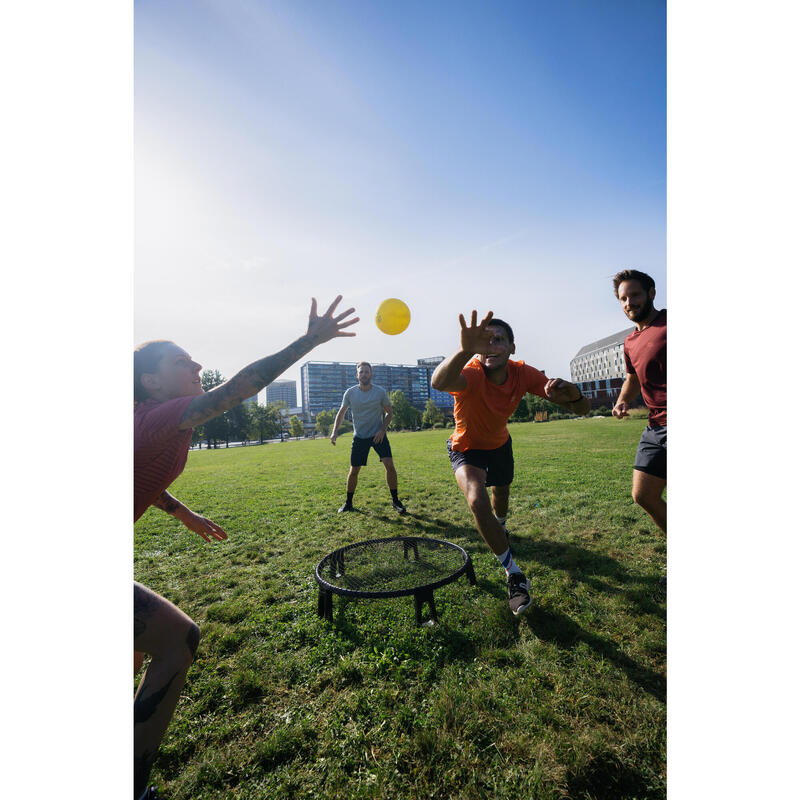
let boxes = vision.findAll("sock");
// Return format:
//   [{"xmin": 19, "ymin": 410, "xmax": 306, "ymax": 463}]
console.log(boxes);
[
  {"xmin": 346, "ymin": 492, "xmax": 354, "ymax": 506},
  {"xmin": 390, "ymin": 489, "xmax": 399, "ymax": 502},
  {"xmin": 495, "ymin": 547, "xmax": 522, "ymax": 577}
]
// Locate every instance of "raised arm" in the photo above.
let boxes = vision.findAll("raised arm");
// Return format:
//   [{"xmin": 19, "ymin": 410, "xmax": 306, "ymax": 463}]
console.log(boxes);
[
  {"xmin": 431, "ymin": 310, "xmax": 495, "ymax": 392},
  {"xmin": 179, "ymin": 296, "xmax": 358, "ymax": 430},
  {"xmin": 612, "ymin": 372, "xmax": 641, "ymax": 419}
]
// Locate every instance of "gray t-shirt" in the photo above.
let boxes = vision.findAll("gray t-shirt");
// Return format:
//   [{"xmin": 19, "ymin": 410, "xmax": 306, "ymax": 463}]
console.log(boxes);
[{"xmin": 341, "ymin": 384, "xmax": 391, "ymax": 439}]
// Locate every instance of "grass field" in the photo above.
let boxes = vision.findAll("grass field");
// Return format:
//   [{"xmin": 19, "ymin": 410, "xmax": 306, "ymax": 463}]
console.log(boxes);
[{"xmin": 134, "ymin": 417, "xmax": 666, "ymax": 800}]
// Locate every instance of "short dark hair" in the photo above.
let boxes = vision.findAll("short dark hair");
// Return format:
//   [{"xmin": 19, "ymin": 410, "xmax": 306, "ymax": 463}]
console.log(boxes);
[
  {"xmin": 134, "ymin": 340, "xmax": 175, "ymax": 401},
  {"xmin": 487, "ymin": 318, "xmax": 514, "ymax": 344},
  {"xmin": 356, "ymin": 361, "xmax": 372, "ymax": 370},
  {"xmin": 613, "ymin": 269, "xmax": 655, "ymax": 297}
]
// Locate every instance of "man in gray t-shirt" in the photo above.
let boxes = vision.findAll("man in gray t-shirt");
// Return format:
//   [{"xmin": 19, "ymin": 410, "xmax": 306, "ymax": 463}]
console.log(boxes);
[{"xmin": 330, "ymin": 361, "xmax": 406, "ymax": 514}]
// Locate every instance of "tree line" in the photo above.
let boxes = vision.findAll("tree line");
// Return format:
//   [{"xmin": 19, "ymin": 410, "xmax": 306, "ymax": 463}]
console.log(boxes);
[{"xmin": 193, "ymin": 371, "xmax": 603, "ymax": 449}]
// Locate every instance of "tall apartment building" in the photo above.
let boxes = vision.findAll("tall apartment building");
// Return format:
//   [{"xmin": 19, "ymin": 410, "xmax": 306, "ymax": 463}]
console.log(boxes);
[
  {"xmin": 300, "ymin": 358, "xmax": 454, "ymax": 416},
  {"xmin": 569, "ymin": 326, "xmax": 639, "ymax": 408},
  {"xmin": 266, "ymin": 379, "xmax": 297, "ymax": 408}
]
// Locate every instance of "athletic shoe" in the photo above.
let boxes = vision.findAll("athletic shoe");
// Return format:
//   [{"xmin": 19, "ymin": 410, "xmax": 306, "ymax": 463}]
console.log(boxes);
[
  {"xmin": 391, "ymin": 499, "xmax": 407, "ymax": 514},
  {"xmin": 507, "ymin": 572, "xmax": 532, "ymax": 616},
  {"xmin": 138, "ymin": 788, "xmax": 164, "ymax": 800},
  {"xmin": 338, "ymin": 502, "xmax": 354, "ymax": 513}
]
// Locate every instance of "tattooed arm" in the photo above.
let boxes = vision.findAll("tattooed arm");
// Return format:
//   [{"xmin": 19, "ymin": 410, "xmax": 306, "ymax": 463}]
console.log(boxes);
[
  {"xmin": 152, "ymin": 491, "xmax": 228, "ymax": 542},
  {"xmin": 178, "ymin": 296, "xmax": 358, "ymax": 430}
]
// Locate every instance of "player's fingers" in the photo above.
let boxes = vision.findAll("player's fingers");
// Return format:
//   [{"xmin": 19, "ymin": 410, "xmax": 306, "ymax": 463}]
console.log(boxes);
[
  {"xmin": 479, "ymin": 310, "xmax": 494, "ymax": 329},
  {"xmin": 458, "ymin": 313, "xmax": 467, "ymax": 329},
  {"xmin": 334, "ymin": 307, "xmax": 356, "ymax": 322},
  {"xmin": 324, "ymin": 295, "xmax": 343, "ymax": 317},
  {"xmin": 336, "ymin": 314, "xmax": 359, "ymax": 327},
  {"xmin": 309, "ymin": 297, "xmax": 318, "ymax": 319},
  {"xmin": 470, "ymin": 310, "xmax": 477, "ymax": 327}
]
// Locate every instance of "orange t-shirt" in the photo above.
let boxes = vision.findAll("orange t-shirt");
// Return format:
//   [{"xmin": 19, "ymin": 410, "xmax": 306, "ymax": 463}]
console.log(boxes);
[{"xmin": 449, "ymin": 359, "xmax": 548, "ymax": 451}]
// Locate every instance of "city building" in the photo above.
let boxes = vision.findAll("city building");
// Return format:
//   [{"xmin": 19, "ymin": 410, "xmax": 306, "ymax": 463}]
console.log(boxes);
[
  {"xmin": 569, "ymin": 326, "xmax": 641, "ymax": 409},
  {"xmin": 266, "ymin": 379, "xmax": 297, "ymax": 408},
  {"xmin": 300, "ymin": 357, "xmax": 455, "ymax": 417}
]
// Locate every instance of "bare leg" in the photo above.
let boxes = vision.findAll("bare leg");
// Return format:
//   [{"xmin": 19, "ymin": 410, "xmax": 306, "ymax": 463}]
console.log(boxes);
[
  {"xmin": 491, "ymin": 484, "xmax": 510, "ymax": 518},
  {"xmin": 134, "ymin": 582, "xmax": 200, "ymax": 798},
  {"xmin": 632, "ymin": 470, "xmax": 667, "ymax": 533},
  {"xmin": 381, "ymin": 457, "xmax": 398, "ymax": 491},
  {"xmin": 346, "ymin": 466, "xmax": 361, "ymax": 493},
  {"xmin": 455, "ymin": 465, "xmax": 508, "ymax": 555}
]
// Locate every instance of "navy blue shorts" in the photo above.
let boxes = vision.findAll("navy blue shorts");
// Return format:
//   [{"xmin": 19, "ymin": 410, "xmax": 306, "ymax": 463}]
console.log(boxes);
[
  {"xmin": 634, "ymin": 425, "xmax": 666, "ymax": 480},
  {"xmin": 447, "ymin": 436, "xmax": 514, "ymax": 487},
  {"xmin": 350, "ymin": 435, "xmax": 393, "ymax": 467}
]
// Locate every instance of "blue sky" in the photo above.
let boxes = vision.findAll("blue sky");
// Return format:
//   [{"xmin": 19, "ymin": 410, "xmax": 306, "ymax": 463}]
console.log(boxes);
[{"xmin": 135, "ymin": 0, "xmax": 665, "ymax": 395}]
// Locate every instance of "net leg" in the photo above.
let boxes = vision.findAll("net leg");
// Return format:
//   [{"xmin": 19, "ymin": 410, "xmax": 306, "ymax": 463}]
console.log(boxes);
[
  {"xmin": 465, "ymin": 556, "xmax": 477, "ymax": 585},
  {"xmin": 317, "ymin": 588, "xmax": 333, "ymax": 622},
  {"xmin": 403, "ymin": 540, "xmax": 419, "ymax": 561},
  {"xmin": 413, "ymin": 588, "xmax": 438, "ymax": 625}
]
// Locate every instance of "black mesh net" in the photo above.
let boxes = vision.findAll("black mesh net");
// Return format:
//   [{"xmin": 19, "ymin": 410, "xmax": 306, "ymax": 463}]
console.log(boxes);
[{"xmin": 316, "ymin": 536, "xmax": 468, "ymax": 595}]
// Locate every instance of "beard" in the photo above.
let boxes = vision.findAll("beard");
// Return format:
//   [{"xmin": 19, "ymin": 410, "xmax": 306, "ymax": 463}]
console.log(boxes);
[{"xmin": 629, "ymin": 295, "xmax": 654, "ymax": 323}]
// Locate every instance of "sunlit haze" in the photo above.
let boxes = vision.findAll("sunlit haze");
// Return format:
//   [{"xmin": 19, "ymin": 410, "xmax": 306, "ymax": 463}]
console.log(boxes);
[{"xmin": 135, "ymin": 0, "xmax": 665, "ymax": 399}]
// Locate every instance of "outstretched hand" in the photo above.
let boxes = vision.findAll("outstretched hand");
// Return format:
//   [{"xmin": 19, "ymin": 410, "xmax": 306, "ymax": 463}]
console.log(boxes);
[
  {"xmin": 307, "ymin": 296, "xmax": 359, "ymax": 344},
  {"xmin": 458, "ymin": 310, "xmax": 495, "ymax": 355},
  {"xmin": 544, "ymin": 378, "xmax": 581, "ymax": 405},
  {"xmin": 178, "ymin": 509, "xmax": 228, "ymax": 542}
]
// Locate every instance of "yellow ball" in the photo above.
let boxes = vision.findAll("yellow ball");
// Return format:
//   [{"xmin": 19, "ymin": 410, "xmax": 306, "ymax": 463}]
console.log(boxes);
[{"xmin": 375, "ymin": 298, "xmax": 411, "ymax": 335}]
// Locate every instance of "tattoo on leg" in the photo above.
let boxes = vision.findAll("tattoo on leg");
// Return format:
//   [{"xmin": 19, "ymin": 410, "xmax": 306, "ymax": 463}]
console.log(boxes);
[{"xmin": 134, "ymin": 671, "xmax": 179, "ymax": 724}]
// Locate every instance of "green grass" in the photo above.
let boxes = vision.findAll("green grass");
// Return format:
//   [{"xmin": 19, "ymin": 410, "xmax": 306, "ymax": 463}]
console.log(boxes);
[{"xmin": 135, "ymin": 418, "xmax": 665, "ymax": 799}]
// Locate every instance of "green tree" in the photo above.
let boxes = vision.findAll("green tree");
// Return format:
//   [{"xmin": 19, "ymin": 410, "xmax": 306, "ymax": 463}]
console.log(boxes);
[
  {"xmin": 289, "ymin": 415, "xmax": 304, "ymax": 438},
  {"xmin": 249, "ymin": 403, "xmax": 282, "ymax": 443},
  {"xmin": 227, "ymin": 401, "xmax": 252, "ymax": 444},
  {"xmin": 198, "ymin": 369, "xmax": 227, "ymax": 447},
  {"xmin": 315, "ymin": 409, "xmax": 336, "ymax": 436},
  {"xmin": 389, "ymin": 390, "xmax": 421, "ymax": 430},
  {"xmin": 422, "ymin": 398, "xmax": 445, "ymax": 428}
]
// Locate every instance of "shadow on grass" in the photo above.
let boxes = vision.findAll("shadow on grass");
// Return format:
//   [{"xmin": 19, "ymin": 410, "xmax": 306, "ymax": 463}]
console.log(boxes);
[
  {"xmin": 513, "ymin": 538, "xmax": 666, "ymax": 620},
  {"xmin": 523, "ymin": 606, "xmax": 665, "ymax": 702},
  {"xmin": 330, "ymin": 599, "xmax": 478, "ymax": 665}
]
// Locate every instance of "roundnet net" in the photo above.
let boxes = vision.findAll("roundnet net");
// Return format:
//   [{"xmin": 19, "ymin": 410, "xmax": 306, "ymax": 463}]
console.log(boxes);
[{"xmin": 316, "ymin": 536, "xmax": 468, "ymax": 595}]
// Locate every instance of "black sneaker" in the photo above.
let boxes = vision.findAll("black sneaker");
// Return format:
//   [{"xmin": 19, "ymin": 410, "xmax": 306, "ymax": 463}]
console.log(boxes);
[
  {"xmin": 507, "ymin": 572, "xmax": 532, "ymax": 616},
  {"xmin": 338, "ymin": 502, "xmax": 354, "ymax": 513},
  {"xmin": 391, "ymin": 499, "xmax": 407, "ymax": 514}
]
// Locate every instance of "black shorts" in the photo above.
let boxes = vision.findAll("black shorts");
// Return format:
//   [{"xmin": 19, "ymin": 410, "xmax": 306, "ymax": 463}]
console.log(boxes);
[
  {"xmin": 634, "ymin": 425, "xmax": 667, "ymax": 480},
  {"xmin": 447, "ymin": 436, "xmax": 514, "ymax": 487},
  {"xmin": 350, "ymin": 435, "xmax": 393, "ymax": 467}
]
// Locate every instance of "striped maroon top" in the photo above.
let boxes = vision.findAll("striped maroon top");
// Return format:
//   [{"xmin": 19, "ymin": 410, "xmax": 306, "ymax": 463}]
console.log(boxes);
[{"xmin": 134, "ymin": 396, "xmax": 195, "ymax": 522}]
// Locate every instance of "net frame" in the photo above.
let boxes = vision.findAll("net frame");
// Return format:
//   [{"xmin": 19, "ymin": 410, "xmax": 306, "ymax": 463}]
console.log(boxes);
[{"xmin": 314, "ymin": 535, "xmax": 476, "ymax": 625}]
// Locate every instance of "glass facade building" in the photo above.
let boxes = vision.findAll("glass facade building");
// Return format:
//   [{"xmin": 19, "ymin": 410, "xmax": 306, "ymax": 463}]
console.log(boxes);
[{"xmin": 300, "ymin": 358, "xmax": 455, "ymax": 416}]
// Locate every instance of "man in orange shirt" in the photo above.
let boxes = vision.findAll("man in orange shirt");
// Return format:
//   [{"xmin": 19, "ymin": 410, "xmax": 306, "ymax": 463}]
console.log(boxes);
[{"xmin": 432, "ymin": 311, "xmax": 589, "ymax": 615}]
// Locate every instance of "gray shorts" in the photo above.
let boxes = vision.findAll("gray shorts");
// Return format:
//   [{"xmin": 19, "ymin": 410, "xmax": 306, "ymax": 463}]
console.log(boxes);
[{"xmin": 634, "ymin": 425, "xmax": 666, "ymax": 480}]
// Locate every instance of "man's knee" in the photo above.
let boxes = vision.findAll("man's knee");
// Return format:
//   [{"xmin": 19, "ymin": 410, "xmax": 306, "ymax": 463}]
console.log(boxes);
[
  {"xmin": 632, "ymin": 479, "xmax": 662, "ymax": 511},
  {"xmin": 186, "ymin": 621, "xmax": 200, "ymax": 663}
]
